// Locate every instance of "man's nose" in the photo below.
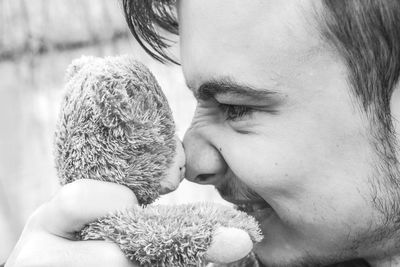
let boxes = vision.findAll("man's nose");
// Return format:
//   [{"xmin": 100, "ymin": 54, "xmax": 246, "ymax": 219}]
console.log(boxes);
[{"xmin": 183, "ymin": 128, "xmax": 226, "ymax": 185}]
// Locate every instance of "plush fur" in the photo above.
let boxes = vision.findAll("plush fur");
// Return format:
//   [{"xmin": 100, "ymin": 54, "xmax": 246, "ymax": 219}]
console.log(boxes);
[
  {"xmin": 55, "ymin": 55, "xmax": 176, "ymax": 204},
  {"xmin": 80, "ymin": 203, "xmax": 262, "ymax": 266},
  {"xmin": 54, "ymin": 55, "xmax": 263, "ymax": 266}
]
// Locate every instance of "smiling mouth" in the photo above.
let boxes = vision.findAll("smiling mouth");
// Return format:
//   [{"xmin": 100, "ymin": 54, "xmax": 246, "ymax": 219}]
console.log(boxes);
[{"xmin": 223, "ymin": 198, "xmax": 272, "ymax": 213}]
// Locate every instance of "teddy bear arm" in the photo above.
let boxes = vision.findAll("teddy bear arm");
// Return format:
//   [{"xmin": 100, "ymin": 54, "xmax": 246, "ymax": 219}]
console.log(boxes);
[{"xmin": 79, "ymin": 203, "xmax": 263, "ymax": 266}]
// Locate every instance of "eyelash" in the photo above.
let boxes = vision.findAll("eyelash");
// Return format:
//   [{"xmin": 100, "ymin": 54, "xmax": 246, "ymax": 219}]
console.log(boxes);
[{"xmin": 218, "ymin": 103, "xmax": 253, "ymax": 121}]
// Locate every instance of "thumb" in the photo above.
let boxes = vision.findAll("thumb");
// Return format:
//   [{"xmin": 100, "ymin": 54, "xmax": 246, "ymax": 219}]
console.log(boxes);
[{"xmin": 204, "ymin": 227, "xmax": 254, "ymax": 264}]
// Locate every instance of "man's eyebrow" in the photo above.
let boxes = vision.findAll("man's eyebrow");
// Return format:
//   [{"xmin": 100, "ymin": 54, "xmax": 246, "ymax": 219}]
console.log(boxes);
[{"xmin": 193, "ymin": 79, "xmax": 277, "ymax": 101}]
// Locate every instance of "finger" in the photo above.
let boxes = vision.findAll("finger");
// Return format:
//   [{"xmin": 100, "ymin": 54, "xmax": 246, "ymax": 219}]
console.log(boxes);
[
  {"xmin": 205, "ymin": 227, "xmax": 253, "ymax": 264},
  {"xmin": 12, "ymin": 232, "xmax": 139, "ymax": 267},
  {"xmin": 29, "ymin": 179, "xmax": 138, "ymax": 238}
]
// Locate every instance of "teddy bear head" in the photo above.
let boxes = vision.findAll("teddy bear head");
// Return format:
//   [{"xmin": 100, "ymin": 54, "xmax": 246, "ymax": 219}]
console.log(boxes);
[{"xmin": 54, "ymin": 55, "xmax": 182, "ymax": 204}]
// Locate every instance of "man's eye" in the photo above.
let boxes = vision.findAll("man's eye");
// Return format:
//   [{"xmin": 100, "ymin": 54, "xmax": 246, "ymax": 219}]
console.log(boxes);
[{"xmin": 218, "ymin": 103, "xmax": 253, "ymax": 121}]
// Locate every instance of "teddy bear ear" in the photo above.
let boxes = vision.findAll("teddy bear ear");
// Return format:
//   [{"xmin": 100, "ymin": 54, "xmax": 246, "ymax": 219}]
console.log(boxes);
[{"xmin": 65, "ymin": 56, "xmax": 96, "ymax": 81}]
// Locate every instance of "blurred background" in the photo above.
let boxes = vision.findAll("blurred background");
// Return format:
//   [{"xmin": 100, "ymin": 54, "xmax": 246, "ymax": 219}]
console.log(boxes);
[{"xmin": 0, "ymin": 0, "xmax": 224, "ymax": 262}]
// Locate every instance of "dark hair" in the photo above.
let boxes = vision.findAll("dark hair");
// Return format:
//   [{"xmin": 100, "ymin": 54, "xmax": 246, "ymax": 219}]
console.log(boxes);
[
  {"xmin": 122, "ymin": 0, "xmax": 400, "ymax": 121},
  {"xmin": 321, "ymin": 0, "xmax": 400, "ymax": 117},
  {"xmin": 320, "ymin": 0, "xmax": 400, "ymax": 227},
  {"xmin": 122, "ymin": 0, "xmax": 178, "ymax": 64}
]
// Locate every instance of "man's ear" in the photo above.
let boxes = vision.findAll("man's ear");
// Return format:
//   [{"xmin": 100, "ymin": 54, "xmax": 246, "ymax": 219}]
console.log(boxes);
[{"xmin": 65, "ymin": 56, "xmax": 96, "ymax": 81}]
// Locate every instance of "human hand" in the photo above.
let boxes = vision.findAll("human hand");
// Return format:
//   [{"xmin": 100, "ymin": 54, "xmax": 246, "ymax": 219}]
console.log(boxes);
[{"xmin": 5, "ymin": 179, "xmax": 142, "ymax": 267}]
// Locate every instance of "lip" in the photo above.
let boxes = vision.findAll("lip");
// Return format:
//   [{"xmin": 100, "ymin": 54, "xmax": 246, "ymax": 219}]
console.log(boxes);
[
  {"xmin": 223, "ymin": 198, "xmax": 272, "ymax": 212},
  {"xmin": 223, "ymin": 198, "xmax": 274, "ymax": 222},
  {"xmin": 225, "ymin": 199, "xmax": 271, "ymax": 211}
]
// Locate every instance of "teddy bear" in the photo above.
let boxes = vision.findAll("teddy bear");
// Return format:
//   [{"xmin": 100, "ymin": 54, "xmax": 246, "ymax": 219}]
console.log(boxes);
[{"xmin": 53, "ymin": 55, "xmax": 263, "ymax": 266}]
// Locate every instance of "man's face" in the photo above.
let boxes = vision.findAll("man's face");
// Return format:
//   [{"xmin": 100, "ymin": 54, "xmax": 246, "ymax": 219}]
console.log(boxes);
[{"xmin": 180, "ymin": 0, "xmax": 385, "ymax": 265}]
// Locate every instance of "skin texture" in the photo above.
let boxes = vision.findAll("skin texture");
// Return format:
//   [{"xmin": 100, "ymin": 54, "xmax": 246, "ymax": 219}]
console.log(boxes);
[{"xmin": 179, "ymin": 0, "xmax": 400, "ymax": 266}]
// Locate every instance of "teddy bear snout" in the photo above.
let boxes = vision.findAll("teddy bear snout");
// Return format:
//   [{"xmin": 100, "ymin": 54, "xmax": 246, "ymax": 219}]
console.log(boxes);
[{"xmin": 159, "ymin": 136, "xmax": 186, "ymax": 195}]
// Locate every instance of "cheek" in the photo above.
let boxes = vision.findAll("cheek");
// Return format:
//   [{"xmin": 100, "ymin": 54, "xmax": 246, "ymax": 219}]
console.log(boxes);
[
  {"xmin": 219, "ymin": 133, "xmax": 307, "ymax": 198},
  {"xmin": 220, "ymin": 129, "xmax": 381, "ymax": 252},
  {"xmin": 219, "ymin": 111, "xmax": 377, "ymax": 216},
  {"xmin": 221, "ymin": 98, "xmax": 373, "ymax": 188}
]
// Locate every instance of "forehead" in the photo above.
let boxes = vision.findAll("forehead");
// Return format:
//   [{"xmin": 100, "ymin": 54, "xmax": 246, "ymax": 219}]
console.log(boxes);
[{"xmin": 178, "ymin": 0, "xmax": 325, "ymax": 91}]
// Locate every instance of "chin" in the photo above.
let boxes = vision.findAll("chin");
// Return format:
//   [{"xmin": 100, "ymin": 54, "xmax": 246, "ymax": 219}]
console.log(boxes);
[
  {"xmin": 250, "ymin": 210, "xmax": 338, "ymax": 267},
  {"xmin": 253, "ymin": 224, "xmax": 365, "ymax": 267},
  {"xmin": 244, "ymin": 203, "xmax": 378, "ymax": 267},
  {"xmin": 254, "ymin": 240, "xmax": 335, "ymax": 267},
  {"xmin": 237, "ymin": 205, "xmax": 308, "ymax": 265},
  {"xmin": 219, "ymin": 192, "xmax": 368, "ymax": 266}
]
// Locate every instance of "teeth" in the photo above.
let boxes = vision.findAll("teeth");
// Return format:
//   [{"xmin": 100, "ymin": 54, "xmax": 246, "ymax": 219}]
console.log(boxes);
[
  {"xmin": 235, "ymin": 202, "xmax": 270, "ymax": 213},
  {"xmin": 237, "ymin": 203, "xmax": 253, "ymax": 212},
  {"xmin": 253, "ymin": 202, "xmax": 269, "ymax": 211}
]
